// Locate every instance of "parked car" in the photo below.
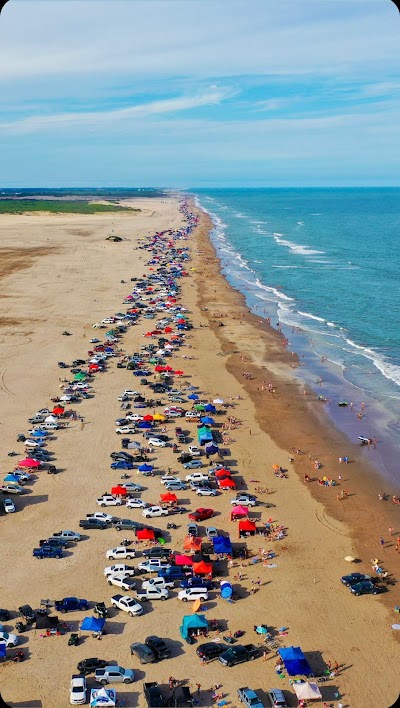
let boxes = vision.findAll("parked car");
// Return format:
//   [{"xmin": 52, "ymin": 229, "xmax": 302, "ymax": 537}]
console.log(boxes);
[
  {"xmin": 148, "ymin": 438, "xmax": 167, "ymax": 448},
  {"xmin": 138, "ymin": 559, "xmax": 171, "ymax": 574},
  {"xmin": 341, "ymin": 573, "xmax": 372, "ymax": 587},
  {"xmin": 118, "ymin": 482, "xmax": 143, "ymax": 492},
  {"xmin": 110, "ymin": 451, "xmax": 134, "ymax": 461},
  {"xmin": 0, "ymin": 484, "xmax": 24, "ymax": 495},
  {"xmin": 116, "ymin": 427, "xmax": 137, "ymax": 434},
  {"xmin": 142, "ymin": 577, "xmax": 174, "ymax": 591},
  {"xmin": 113, "ymin": 518, "xmax": 144, "ymax": 532},
  {"xmin": 196, "ymin": 487, "xmax": 217, "ymax": 497},
  {"xmin": 126, "ymin": 498, "xmax": 148, "ymax": 509},
  {"xmin": 231, "ymin": 495, "xmax": 257, "ymax": 507},
  {"xmin": 3, "ymin": 498, "xmax": 16, "ymax": 513},
  {"xmin": 145, "ymin": 635, "xmax": 171, "ymax": 660},
  {"xmin": 55, "ymin": 597, "xmax": 89, "ymax": 613},
  {"xmin": 142, "ymin": 506, "xmax": 169, "ymax": 518},
  {"xmin": 266, "ymin": 688, "xmax": 287, "ymax": 707},
  {"xmin": 350, "ymin": 580, "xmax": 383, "ymax": 596},
  {"xmin": 97, "ymin": 495, "xmax": 122, "ymax": 507},
  {"xmin": 160, "ymin": 475, "xmax": 180, "ymax": 485},
  {"xmin": 142, "ymin": 547, "xmax": 172, "ymax": 559},
  {"xmin": 86, "ymin": 512, "xmax": 113, "ymax": 524},
  {"xmin": 188, "ymin": 508, "xmax": 214, "ymax": 522},
  {"xmin": 196, "ymin": 642, "xmax": 227, "ymax": 663},
  {"xmin": 69, "ymin": 675, "xmax": 87, "ymax": 705},
  {"xmin": 183, "ymin": 460, "xmax": 203, "ymax": 470},
  {"xmin": 79, "ymin": 518, "xmax": 107, "ymax": 530},
  {"xmin": 144, "ymin": 681, "xmax": 164, "ymax": 708},
  {"xmin": 111, "ymin": 460, "xmax": 134, "ymax": 470},
  {"xmin": 187, "ymin": 522, "xmax": 198, "ymax": 536},
  {"xmin": 205, "ymin": 526, "xmax": 218, "ymax": 540},
  {"xmin": 18, "ymin": 605, "xmax": 34, "ymax": 622},
  {"xmin": 178, "ymin": 587, "xmax": 208, "ymax": 602},
  {"xmin": 77, "ymin": 658, "xmax": 107, "ymax": 676},
  {"xmin": 180, "ymin": 577, "xmax": 214, "ymax": 590},
  {"xmin": 188, "ymin": 446, "xmax": 201, "ymax": 457},
  {"xmin": 107, "ymin": 575, "xmax": 136, "ymax": 592},
  {"xmin": 53, "ymin": 530, "xmax": 81, "ymax": 542},
  {"xmin": 106, "ymin": 547, "xmax": 136, "ymax": 561},
  {"xmin": 136, "ymin": 587, "xmax": 169, "ymax": 602},
  {"xmin": 218, "ymin": 644, "xmax": 259, "ymax": 667},
  {"xmin": 0, "ymin": 609, "xmax": 10, "ymax": 622},
  {"xmin": 130, "ymin": 642, "xmax": 156, "ymax": 664},
  {"xmin": 104, "ymin": 564, "xmax": 136, "ymax": 577},
  {"xmin": 165, "ymin": 481, "xmax": 188, "ymax": 491},
  {"xmin": 95, "ymin": 665, "xmax": 135, "ymax": 685},
  {"xmin": 185, "ymin": 472, "xmax": 209, "ymax": 483},
  {"xmin": 237, "ymin": 687, "xmax": 265, "ymax": 708},
  {"xmin": 110, "ymin": 595, "xmax": 143, "ymax": 617},
  {"xmin": 0, "ymin": 631, "xmax": 18, "ymax": 647},
  {"xmin": 158, "ymin": 566, "xmax": 188, "ymax": 581},
  {"xmin": 33, "ymin": 546, "xmax": 63, "ymax": 559}
]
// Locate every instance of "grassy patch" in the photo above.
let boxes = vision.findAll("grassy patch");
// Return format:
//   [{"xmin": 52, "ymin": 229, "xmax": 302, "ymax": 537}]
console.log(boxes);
[{"xmin": 0, "ymin": 200, "xmax": 140, "ymax": 214}]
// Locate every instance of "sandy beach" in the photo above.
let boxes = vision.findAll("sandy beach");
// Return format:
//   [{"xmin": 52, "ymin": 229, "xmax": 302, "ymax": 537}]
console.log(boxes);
[{"xmin": 0, "ymin": 197, "xmax": 398, "ymax": 707}]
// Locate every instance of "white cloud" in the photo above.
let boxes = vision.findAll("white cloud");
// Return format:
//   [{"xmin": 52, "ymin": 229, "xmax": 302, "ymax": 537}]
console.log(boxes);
[{"xmin": 0, "ymin": 87, "xmax": 234, "ymax": 133}]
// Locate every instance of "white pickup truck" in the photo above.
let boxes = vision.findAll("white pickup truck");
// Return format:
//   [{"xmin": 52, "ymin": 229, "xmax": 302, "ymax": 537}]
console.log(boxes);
[
  {"xmin": 107, "ymin": 575, "xmax": 136, "ymax": 592},
  {"xmin": 136, "ymin": 587, "xmax": 169, "ymax": 602},
  {"xmin": 111, "ymin": 594, "xmax": 143, "ymax": 616}
]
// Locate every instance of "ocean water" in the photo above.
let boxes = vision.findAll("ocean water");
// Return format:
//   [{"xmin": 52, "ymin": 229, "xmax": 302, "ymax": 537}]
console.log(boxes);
[{"xmin": 192, "ymin": 188, "xmax": 400, "ymax": 487}]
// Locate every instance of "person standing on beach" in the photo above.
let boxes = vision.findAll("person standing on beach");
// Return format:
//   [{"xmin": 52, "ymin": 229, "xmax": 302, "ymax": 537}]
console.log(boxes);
[{"xmin": 380, "ymin": 537, "xmax": 385, "ymax": 548}]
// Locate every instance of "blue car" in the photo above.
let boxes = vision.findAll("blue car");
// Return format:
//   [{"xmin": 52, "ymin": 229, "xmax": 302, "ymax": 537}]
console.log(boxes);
[
  {"xmin": 33, "ymin": 546, "xmax": 64, "ymax": 559},
  {"xmin": 110, "ymin": 460, "xmax": 134, "ymax": 470},
  {"xmin": 180, "ymin": 577, "xmax": 214, "ymax": 590},
  {"xmin": 158, "ymin": 566, "xmax": 191, "ymax": 581}
]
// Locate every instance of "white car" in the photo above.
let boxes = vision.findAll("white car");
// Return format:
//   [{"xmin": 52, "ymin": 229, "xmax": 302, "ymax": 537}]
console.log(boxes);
[
  {"xmin": 122, "ymin": 390, "xmax": 139, "ymax": 397},
  {"xmin": 102, "ymin": 317, "xmax": 116, "ymax": 324},
  {"xmin": 196, "ymin": 487, "xmax": 217, "ymax": 497},
  {"xmin": 185, "ymin": 472, "xmax": 210, "ymax": 483},
  {"xmin": 111, "ymin": 595, "xmax": 143, "ymax": 616},
  {"xmin": 126, "ymin": 414, "xmax": 144, "ymax": 422},
  {"xmin": 126, "ymin": 498, "xmax": 148, "ymax": 509},
  {"xmin": 116, "ymin": 426, "xmax": 137, "ymax": 434},
  {"xmin": 164, "ymin": 409, "xmax": 184, "ymax": 418},
  {"xmin": 87, "ymin": 512, "xmax": 113, "ymax": 523},
  {"xmin": 3, "ymin": 498, "xmax": 16, "ymax": 513},
  {"xmin": 185, "ymin": 411, "xmax": 199, "ymax": 419},
  {"xmin": 106, "ymin": 547, "xmax": 136, "ymax": 561},
  {"xmin": 148, "ymin": 438, "xmax": 167, "ymax": 447},
  {"xmin": 177, "ymin": 588, "xmax": 208, "ymax": 602},
  {"xmin": 160, "ymin": 475, "xmax": 180, "ymax": 485},
  {"xmin": 107, "ymin": 574, "xmax": 135, "ymax": 591},
  {"xmin": 142, "ymin": 506, "xmax": 169, "ymax": 518},
  {"xmin": 70, "ymin": 674, "xmax": 87, "ymax": 705},
  {"xmin": 0, "ymin": 631, "xmax": 18, "ymax": 647},
  {"xmin": 188, "ymin": 446, "xmax": 201, "ymax": 457},
  {"xmin": 104, "ymin": 564, "xmax": 136, "ymax": 577},
  {"xmin": 231, "ymin": 495, "xmax": 257, "ymax": 507},
  {"xmin": 97, "ymin": 495, "xmax": 123, "ymax": 507},
  {"xmin": 142, "ymin": 577, "xmax": 174, "ymax": 591}
]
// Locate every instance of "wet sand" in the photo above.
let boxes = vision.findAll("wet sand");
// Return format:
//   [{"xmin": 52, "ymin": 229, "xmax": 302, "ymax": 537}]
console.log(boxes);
[{"xmin": 0, "ymin": 198, "xmax": 398, "ymax": 707}]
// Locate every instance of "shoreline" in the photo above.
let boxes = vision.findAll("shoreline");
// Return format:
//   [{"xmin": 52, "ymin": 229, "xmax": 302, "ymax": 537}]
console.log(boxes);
[{"xmin": 190, "ymin": 203, "xmax": 400, "ymax": 617}]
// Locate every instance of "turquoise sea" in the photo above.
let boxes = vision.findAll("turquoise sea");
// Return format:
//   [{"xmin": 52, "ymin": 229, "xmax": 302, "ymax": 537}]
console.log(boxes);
[{"xmin": 192, "ymin": 188, "xmax": 400, "ymax": 487}]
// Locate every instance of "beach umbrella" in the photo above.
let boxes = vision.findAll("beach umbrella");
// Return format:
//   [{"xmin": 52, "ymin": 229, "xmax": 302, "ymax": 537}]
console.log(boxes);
[
  {"xmin": 188, "ymin": 394, "xmax": 199, "ymax": 401},
  {"xmin": 220, "ymin": 582, "xmax": 233, "ymax": 599},
  {"xmin": 256, "ymin": 625, "xmax": 268, "ymax": 634},
  {"xmin": 344, "ymin": 556, "xmax": 356, "ymax": 562},
  {"xmin": 192, "ymin": 598, "xmax": 202, "ymax": 613},
  {"xmin": 19, "ymin": 458, "xmax": 41, "ymax": 468},
  {"xmin": 138, "ymin": 463, "xmax": 153, "ymax": 472}
]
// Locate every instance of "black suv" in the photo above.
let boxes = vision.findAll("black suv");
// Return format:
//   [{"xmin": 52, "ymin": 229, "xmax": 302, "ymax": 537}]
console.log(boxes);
[
  {"xmin": 142, "ymin": 547, "xmax": 172, "ymax": 559},
  {"xmin": 196, "ymin": 642, "xmax": 227, "ymax": 663},
  {"xmin": 77, "ymin": 657, "xmax": 108, "ymax": 675}
]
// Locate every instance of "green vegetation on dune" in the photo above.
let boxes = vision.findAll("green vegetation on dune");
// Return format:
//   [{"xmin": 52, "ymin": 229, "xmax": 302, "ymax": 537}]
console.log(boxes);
[{"xmin": 0, "ymin": 199, "xmax": 140, "ymax": 214}]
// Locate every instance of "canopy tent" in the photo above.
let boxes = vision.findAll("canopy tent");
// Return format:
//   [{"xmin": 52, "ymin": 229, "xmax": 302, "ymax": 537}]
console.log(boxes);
[
  {"xmin": 137, "ymin": 528, "xmax": 155, "ymax": 540},
  {"xmin": 204, "ymin": 404, "xmax": 216, "ymax": 413},
  {"xmin": 200, "ymin": 416, "xmax": 215, "ymax": 425},
  {"xmin": 45, "ymin": 415, "xmax": 58, "ymax": 423},
  {"xmin": 111, "ymin": 485, "xmax": 129, "ymax": 497},
  {"xmin": 30, "ymin": 429, "xmax": 48, "ymax": 437},
  {"xmin": 18, "ymin": 458, "xmax": 41, "ymax": 468},
  {"xmin": 197, "ymin": 427, "xmax": 213, "ymax": 444},
  {"xmin": 4, "ymin": 474, "xmax": 21, "ymax": 484},
  {"xmin": 293, "ymin": 682, "xmax": 322, "ymax": 701},
  {"xmin": 138, "ymin": 421, "xmax": 152, "ymax": 429},
  {"xmin": 183, "ymin": 536, "xmax": 202, "ymax": 553},
  {"xmin": 278, "ymin": 646, "xmax": 313, "ymax": 676},
  {"xmin": 174, "ymin": 554, "xmax": 193, "ymax": 566},
  {"xmin": 180, "ymin": 613, "xmax": 208, "ymax": 640},
  {"xmin": 193, "ymin": 560, "xmax": 213, "ymax": 576},
  {"xmin": 138, "ymin": 463, "xmax": 153, "ymax": 472},
  {"xmin": 219, "ymin": 477, "xmax": 236, "ymax": 489},
  {"xmin": 160, "ymin": 492, "xmax": 178, "ymax": 503},
  {"xmin": 52, "ymin": 406, "xmax": 65, "ymax": 415},
  {"xmin": 205, "ymin": 442, "xmax": 219, "ymax": 456},
  {"xmin": 153, "ymin": 413, "xmax": 165, "ymax": 421},
  {"xmin": 90, "ymin": 687, "xmax": 116, "ymax": 707},
  {"xmin": 35, "ymin": 614, "xmax": 59, "ymax": 630},
  {"xmin": 74, "ymin": 372, "xmax": 87, "ymax": 381},
  {"xmin": 0, "ymin": 644, "xmax": 7, "ymax": 659},
  {"xmin": 238, "ymin": 519, "xmax": 257, "ymax": 537},
  {"xmin": 188, "ymin": 394, "xmax": 199, "ymax": 401},
  {"xmin": 81, "ymin": 616, "xmax": 106, "ymax": 633},
  {"xmin": 213, "ymin": 536, "xmax": 233, "ymax": 555},
  {"xmin": 215, "ymin": 468, "xmax": 231, "ymax": 477},
  {"xmin": 194, "ymin": 404, "xmax": 206, "ymax": 412},
  {"xmin": 231, "ymin": 505, "xmax": 249, "ymax": 519},
  {"xmin": 143, "ymin": 414, "xmax": 154, "ymax": 422}
]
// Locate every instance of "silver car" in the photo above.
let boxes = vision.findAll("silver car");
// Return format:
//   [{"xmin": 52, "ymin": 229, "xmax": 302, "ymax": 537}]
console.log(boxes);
[{"xmin": 95, "ymin": 665, "xmax": 134, "ymax": 685}]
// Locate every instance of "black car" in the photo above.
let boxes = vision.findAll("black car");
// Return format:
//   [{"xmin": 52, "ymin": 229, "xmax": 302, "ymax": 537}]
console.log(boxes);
[
  {"xmin": 145, "ymin": 635, "xmax": 171, "ymax": 661},
  {"xmin": 110, "ymin": 451, "xmax": 134, "ymax": 461},
  {"xmin": 79, "ymin": 518, "xmax": 107, "ymax": 530},
  {"xmin": 350, "ymin": 580, "xmax": 383, "ymax": 596},
  {"xmin": 18, "ymin": 604, "xmax": 35, "ymax": 622},
  {"xmin": 341, "ymin": 573, "xmax": 371, "ymax": 587},
  {"xmin": 130, "ymin": 642, "xmax": 156, "ymax": 664},
  {"xmin": 0, "ymin": 608, "xmax": 10, "ymax": 622},
  {"xmin": 196, "ymin": 642, "xmax": 228, "ymax": 663},
  {"xmin": 144, "ymin": 682, "xmax": 164, "ymax": 708},
  {"xmin": 142, "ymin": 547, "xmax": 172, "ymax": 559},
  {"xmin": 168, "ymin": 506, "xmax": 189, "ymax": 515},
  {"xmin": 39, "ymin": 538, "xmax": 69, "ymax": 548},
  {"xmin": 113, "ymin": 518, "xmax": 144, "ymax": 532},
  {"xmin": 77, "ymin": 657, "xmax": 108, "ymax": 675}
]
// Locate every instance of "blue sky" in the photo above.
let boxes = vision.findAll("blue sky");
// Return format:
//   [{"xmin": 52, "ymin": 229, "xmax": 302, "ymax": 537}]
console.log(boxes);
[{"xmin": 0, "ymin": 0, "xmax": 399, "ymax": 187}]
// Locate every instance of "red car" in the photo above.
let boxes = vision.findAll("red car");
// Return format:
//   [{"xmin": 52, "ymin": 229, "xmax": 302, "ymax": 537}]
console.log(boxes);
[{"xmin": 188, "ymin": 508, "xmax": 214, "ymax": 522}]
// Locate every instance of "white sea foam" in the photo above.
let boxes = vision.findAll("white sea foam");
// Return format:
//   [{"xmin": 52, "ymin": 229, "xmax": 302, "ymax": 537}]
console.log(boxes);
[
  {"xmin": 344, "ymin": 338, "xmax": 400, "ymax": 387},
  {"xmin": 297, "ymin": 311, "xmax": 325, "ymax": 323},
  {"xmin": 273, "ymin": 235, "xmax": 325, "ymax": 256}
]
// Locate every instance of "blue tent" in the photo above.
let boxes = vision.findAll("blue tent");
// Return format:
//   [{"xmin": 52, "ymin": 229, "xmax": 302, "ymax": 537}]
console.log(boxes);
[
  {"xmin": 139, "ymin": 463, "xmax": 153, "ymax": 472},
  {"xmin": 200, "ymin": 416, "xmax": 215, "ymax": 425},
  {"xmin": 213, "ymin": 536, "xmax": 233, "ymax": 555},
  {"xmin": 0, "ymin": 641, "xmax": 6, "ymax": 658},
  {"xmin": 138, "ymin": 421, "xmax": 152, "ymax": 428},
  {"xmin": 188, "ymin": 394, "xmax": 199, "ymax": 400},
  {"xmin": 205, "ymin": 442, "xmax": 218, "ymax": 455},
  {"xmin": 4, "ymin": 474, "xmax": 21, "ymax": 484},
  {"xmin": 31, "ymin": 429, "xmax": 48, "ymax": 438},
  {"xmin": 81, "ymin": 616, "xmax": 106, "ymax": 633},
  {"xmin": 278, "ymin": 646, "xmax": 312, "ymax": 676},
  {"xmin": 204, "ymin": 404, "xmax": 216, "ymax": 413},
  {"xmin": 180, "ymin": 614, "xmax": 208, "ymax": 640}
]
